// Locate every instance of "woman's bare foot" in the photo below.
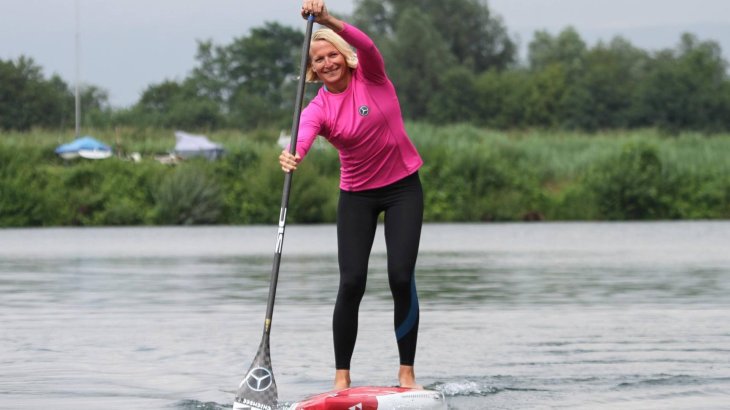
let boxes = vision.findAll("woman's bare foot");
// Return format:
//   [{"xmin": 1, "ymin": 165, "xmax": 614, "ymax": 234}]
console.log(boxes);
[
  {"xmin": 333, "ymin": 369, "xmax": 351, "ymax": 390},
  {"xmin": 398, "ymin": 365, "xmax": 423, "ymax": 389}
]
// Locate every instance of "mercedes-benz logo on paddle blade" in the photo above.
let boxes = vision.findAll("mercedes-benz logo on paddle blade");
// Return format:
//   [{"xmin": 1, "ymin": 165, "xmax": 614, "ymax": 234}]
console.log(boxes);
[{"xmin": 243, "ymin": 367, "xmax": 273, "ymax": 391}]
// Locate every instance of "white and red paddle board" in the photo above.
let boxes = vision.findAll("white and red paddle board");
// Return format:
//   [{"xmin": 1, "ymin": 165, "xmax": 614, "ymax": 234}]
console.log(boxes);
[{"xmin": 289, "ymin": 386, "xmax": 447, "ymax": 410}]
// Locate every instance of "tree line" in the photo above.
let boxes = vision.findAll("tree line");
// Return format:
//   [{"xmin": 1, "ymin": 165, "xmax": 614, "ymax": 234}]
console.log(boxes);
[{"xmin": 2, "ymin": 0, "xmax": 730, "ymax": 133}]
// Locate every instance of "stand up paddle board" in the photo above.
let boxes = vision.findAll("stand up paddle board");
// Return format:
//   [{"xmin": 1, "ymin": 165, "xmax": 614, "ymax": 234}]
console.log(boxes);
[{"xmin": 289, "ymin": 386, "xmax": 447, "ymax": 410}]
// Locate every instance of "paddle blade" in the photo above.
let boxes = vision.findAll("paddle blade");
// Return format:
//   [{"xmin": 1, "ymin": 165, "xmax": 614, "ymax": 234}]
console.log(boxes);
[{"xmin": 233, "ymin": 334, "xmax": 277, "ymax": 410}]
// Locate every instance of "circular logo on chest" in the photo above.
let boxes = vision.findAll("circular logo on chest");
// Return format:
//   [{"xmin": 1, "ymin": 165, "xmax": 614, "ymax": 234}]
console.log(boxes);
[{"xmin": 358, "ymin": 105, "xmax": 370, "ymax": 116}]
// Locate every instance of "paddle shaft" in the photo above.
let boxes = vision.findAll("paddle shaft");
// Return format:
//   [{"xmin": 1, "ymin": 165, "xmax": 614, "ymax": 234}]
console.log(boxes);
[
  {"xmin": 264, "ymin": 14, "xmax": 315, "ymax": 335},
  {"xmin": 233, "ymin": 16, "xmax": 316, "ymax": 410}
]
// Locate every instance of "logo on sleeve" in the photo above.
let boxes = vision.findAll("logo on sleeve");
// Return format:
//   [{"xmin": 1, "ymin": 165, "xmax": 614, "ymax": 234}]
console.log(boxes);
[{"xmin": 358, "ymin": 105, "xmax": 370, "ymax": 116}]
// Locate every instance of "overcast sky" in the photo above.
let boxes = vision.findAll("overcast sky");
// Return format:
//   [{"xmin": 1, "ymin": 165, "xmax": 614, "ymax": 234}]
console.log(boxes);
[{"xmin": 1, "ymin": 0, "xmax": 729, "ymax": 107}]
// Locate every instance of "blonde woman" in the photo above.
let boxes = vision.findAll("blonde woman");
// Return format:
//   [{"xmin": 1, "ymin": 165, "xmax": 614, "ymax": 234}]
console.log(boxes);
[{"xmin": 280, "ymin": 0, "xmax": 424, "ymax": 390}]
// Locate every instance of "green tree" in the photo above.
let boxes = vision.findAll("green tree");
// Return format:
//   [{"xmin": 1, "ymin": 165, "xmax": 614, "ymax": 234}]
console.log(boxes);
[
  {"xmin": 636, "ymin": 34, "xmax": 730, "ymax": 133},
  {"xmin": 528, "ymin": 27, "xmax": 587, "ymax": 73},
  {"xmin": 351, "ymin": 0, "xmax": 516, "ymax": 121},
  {"xmin": 131, "ymin": 79, "xmax": 223, "ymax": 129},
  {"xmin": 352, "ymin": 0, "xmax": 516, "ymax": 72},
  {"xmin": 190, "ymin": 22, "xmax": 304, "ymax": 129},
  {"xmin": 562, "ymin": 37, "xmax": 650, "ymax": 130},
  {"xmin": 427, "ymin": 66, "xmax": 478, "ymax": 123},
  {"xmin": 0, "ymin": 55, "xmax": 111, "ymax": 131},
  {"xmin": 384, "ymin": 7, "xmax": 456, "ymax": 119},
  {"xmin": 473, "ymin": 69, "xmax": 530, "ymax": 128},
  {"xmin": 524, "ymin": 28, "xmax": 589, "ymax": 128},
  {"xmin": 0, "ymin": 56, "xmax": 71, "ymax": 130},
  {"xmin": 77, "ymin": 84, "xmax": 113, "ymax": 128},
  {"xmin": 523, "ymin": 64, "xmax": 570, "ymax": 128}
]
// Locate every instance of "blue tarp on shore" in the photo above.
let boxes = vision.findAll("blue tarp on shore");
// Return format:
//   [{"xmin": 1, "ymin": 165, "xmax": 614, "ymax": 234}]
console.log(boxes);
[{"xmin": 55, "ymin": 136, "xmax": 112, "ymax": 159}]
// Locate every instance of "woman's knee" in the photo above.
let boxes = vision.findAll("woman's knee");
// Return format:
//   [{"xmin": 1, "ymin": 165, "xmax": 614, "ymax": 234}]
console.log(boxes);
[
  {"xmin": 388, "ymin": 266, "xmax": 414, "ymax": 293},
  {"xmin": 338, "ymin": 274, "xmax": 367, "ymax": 299}
]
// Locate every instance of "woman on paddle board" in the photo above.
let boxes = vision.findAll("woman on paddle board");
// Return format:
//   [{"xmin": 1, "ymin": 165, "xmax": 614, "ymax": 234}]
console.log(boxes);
[{"xmin": 279, "ymin": 0, "xmax": 424, "ymax": 391}]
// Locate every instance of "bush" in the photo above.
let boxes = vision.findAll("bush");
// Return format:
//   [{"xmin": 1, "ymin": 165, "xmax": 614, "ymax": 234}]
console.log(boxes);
[
  {"xmin": 154, "ymin": 163, "xmax": 223, "ymax": 225},
  {"xmin": 585, "ymin": 142, "xmax": 674, "ymax": 219},
  {"xmin": 3, "ymin": 126, "xmax": 730, "ymax": 226}
]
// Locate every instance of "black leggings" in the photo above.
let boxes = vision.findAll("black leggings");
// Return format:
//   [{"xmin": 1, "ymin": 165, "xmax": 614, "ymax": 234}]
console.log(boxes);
[{"xmin": 334, "ymin": 171, "xmax": 423, "ymax": 370}]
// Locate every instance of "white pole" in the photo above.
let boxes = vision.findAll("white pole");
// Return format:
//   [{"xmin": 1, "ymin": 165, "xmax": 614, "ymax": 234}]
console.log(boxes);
[{"xmin": 75, "ymin": 0, "xmax": 81, "ymax": 137}]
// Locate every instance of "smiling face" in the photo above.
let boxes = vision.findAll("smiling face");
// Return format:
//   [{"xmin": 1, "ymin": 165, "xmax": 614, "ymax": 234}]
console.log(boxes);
[{"xmin": 310, "ymin": 40, "xmax": 352, "ymax": 93}]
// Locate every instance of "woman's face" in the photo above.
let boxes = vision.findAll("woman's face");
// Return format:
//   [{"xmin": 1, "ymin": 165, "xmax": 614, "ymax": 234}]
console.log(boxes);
[{"xmin": 310, "ymin": 40, "xmax": 350, "ymax": 93}]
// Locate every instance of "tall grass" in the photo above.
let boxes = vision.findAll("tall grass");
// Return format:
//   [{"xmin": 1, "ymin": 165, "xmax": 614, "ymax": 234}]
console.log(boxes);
[{"xmin": 2, "ymin": 124, "xmax": 729, "ymax": 226}]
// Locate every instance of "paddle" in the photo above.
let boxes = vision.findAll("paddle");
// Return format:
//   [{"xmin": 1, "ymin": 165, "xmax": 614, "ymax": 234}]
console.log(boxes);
[{"xmin": 233, "ymin": 14, "xmax": 316, "ymax": 410}]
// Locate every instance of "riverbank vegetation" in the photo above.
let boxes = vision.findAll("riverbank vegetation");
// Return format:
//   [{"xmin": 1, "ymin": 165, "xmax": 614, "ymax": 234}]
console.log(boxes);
[
  {"xmin": 2, "ymin": 125, "xmax": 729, "ymax": 227},
  {"xmin": 2, "ymin": 0, "xmax": 729, "ymax": 226}
]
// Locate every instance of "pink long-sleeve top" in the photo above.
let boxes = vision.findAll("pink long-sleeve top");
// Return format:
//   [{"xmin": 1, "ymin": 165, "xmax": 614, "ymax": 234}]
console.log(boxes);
[{"xmin": 294, "ymin": 23, "xmax": 423, "ymax": 192}]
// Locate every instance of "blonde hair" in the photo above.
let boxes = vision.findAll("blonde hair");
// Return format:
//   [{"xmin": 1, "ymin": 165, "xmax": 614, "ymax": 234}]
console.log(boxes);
[{"xmin": 305, "ymin": 28, "xmax": 358, "ymax": 82}]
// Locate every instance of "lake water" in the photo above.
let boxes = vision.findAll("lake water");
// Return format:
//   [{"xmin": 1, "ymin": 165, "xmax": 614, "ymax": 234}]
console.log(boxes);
[{"xmin": 1, "ymin": 222, "xmax": 729, "ymax": 409}]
